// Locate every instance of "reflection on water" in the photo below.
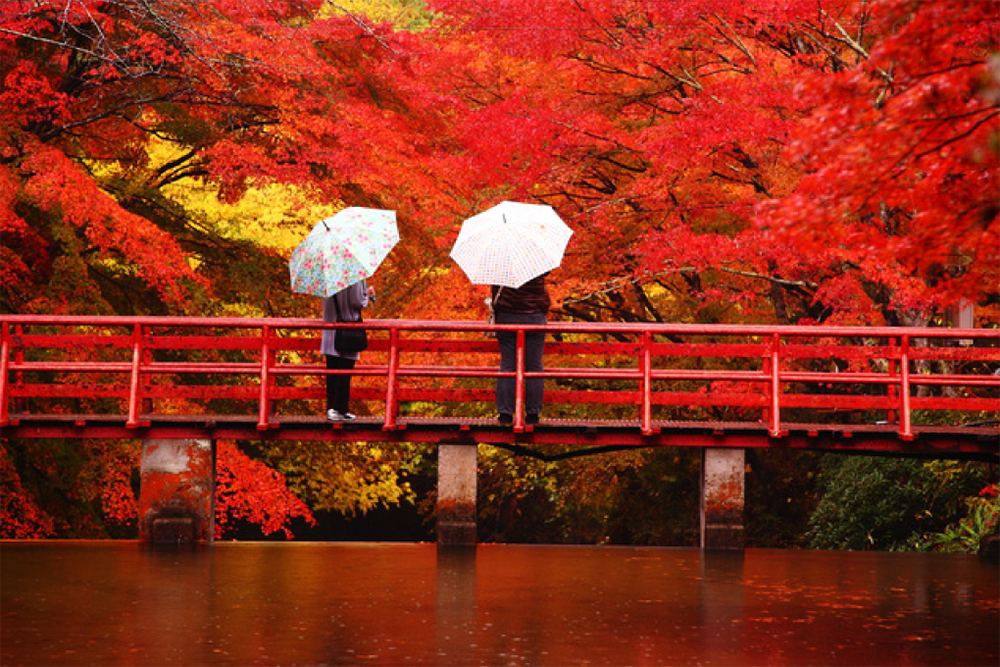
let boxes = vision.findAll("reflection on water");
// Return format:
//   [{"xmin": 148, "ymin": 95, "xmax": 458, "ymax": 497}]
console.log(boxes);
[{"xmin": 2, "ymin": 541, "xmax": 997, "ymax": 666}]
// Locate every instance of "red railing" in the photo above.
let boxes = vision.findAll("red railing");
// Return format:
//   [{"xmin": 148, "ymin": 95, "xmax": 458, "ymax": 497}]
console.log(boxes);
[{"xmin": 1, "ymin": 315, "xmax": 998, "ymax": 439}]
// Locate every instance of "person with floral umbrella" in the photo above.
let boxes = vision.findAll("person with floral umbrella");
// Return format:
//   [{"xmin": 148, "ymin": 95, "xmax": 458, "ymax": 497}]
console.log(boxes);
[{"xmin": 289, "ymin": 207, "xmax": 398, "ymax": 421}]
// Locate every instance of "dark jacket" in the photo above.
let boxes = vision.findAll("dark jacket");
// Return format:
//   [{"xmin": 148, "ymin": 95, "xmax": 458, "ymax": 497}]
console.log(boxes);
[{"xmin": 492, "ymin": 274, "xmax": 551, "ymax": 314}]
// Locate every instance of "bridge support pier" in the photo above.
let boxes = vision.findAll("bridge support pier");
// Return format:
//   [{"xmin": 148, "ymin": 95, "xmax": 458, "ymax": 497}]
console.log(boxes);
[
  {"xmin": 139, "ymin": 439, "xmax": 215, "ymax": 544},
  {"xmin": 436, "ymin": 444, "xmax": 477, "ymax": 546},
  {"xmin": 981, "ymin": 534, "xmax": 1000, "ymax": 562},
  {"xmin": 700, "ymin": 448, "xmax": 745, "ymax": 550}
]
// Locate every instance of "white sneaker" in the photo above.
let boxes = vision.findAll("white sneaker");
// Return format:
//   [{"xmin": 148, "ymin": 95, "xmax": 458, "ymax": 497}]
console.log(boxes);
[{"xmin": 326, "ymin": 409, "xmax": 356, "ymax": 421}]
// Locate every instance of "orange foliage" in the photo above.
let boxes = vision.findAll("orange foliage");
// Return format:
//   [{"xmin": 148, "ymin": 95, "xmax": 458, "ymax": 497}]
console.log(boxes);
[
  {"xmin": 215, "ymin": 441, "xmax": 316, "ymax": 539},
  {"xmin": 0, "ymin": 442, "xmax": 56, "ymax": 538}
]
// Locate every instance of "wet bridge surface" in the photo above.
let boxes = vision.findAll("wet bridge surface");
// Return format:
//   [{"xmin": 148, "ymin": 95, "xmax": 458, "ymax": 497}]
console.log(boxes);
[{"xmin": 2, "ymin": 315, "xmax": 998, "ymax": 460}]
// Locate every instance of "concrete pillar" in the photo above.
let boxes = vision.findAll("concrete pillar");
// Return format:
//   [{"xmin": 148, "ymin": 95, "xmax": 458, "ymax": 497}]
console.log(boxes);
[
  {"xmin": 436, "ymin": 444, "xmax": 477, "ymax": 545},
  {"xmin": 700, "ymin": 448, "xmax": 745, "ymax": 550},
  {"xmin": 139, "ymin": 439, "xmax": 215, "ymax": 544},
  {"xmin": 980, "ymin": 534, "xmax": 999, "ymax": 562}
]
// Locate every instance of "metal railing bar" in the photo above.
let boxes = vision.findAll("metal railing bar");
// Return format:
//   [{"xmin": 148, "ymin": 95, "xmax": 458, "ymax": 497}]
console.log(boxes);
[{"xmin": 3, "ymin": 314, "xmax": 997, "ymax": 340}]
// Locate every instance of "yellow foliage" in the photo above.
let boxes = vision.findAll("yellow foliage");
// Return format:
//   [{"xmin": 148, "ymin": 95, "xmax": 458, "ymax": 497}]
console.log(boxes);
[
  {"xmin": 100, "ymin": 136, "xmax": 341, "ymax": 253},
  {"xmin": 163, "ymin": 179, "xmax": 341, "ymax": 252},
  {"xmin": 319, "ymin": 0, "xmax": 435, "ymax": 31}
]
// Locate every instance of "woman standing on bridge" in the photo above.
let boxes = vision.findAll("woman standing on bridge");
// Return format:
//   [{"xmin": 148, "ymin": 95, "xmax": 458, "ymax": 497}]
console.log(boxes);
[
  {"xmin": 321, "ymin": 280, "xmax": 374, "ymax": 421},
  {"xmin": 492, "ymin": 272, "xmax": 550, "ymax": 424}
]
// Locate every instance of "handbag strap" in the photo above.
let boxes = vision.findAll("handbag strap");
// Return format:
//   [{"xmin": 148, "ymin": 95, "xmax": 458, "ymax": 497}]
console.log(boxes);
[
  {"xmin": 331, "ymin": 289, "xmax": 361, "ymax": 323},
  {"xmin": 492, "ymin": 286, "xmax": 504, "ymax": 310},
  {"xmin": 332, "ymin": 292, "xmax": 342, "ymax": 321}
]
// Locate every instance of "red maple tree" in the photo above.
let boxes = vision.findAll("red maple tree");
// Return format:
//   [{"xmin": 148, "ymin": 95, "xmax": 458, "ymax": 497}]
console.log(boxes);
[
  {"xmin": 3, "ymin": 0, "xmax": 996, "ymax": 539},
  {"xmin": 415, "ymin": 0, "xmax": 998, "ymax": 326},
  {"xmin": 758, "ymin": 0, "xmax": 999, "ymax": 321}
]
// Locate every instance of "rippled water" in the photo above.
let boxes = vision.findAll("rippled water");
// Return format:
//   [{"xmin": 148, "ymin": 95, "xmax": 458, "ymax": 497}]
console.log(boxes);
[{"xmin": 2, "ymin": 541, "xmax": 997, "ymax": 666}]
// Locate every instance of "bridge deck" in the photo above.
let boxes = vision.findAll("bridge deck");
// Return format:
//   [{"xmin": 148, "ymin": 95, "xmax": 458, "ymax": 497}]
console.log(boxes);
[{"xmin": 4, "ymin": 413, "xmax": 996, "ymax": 460}]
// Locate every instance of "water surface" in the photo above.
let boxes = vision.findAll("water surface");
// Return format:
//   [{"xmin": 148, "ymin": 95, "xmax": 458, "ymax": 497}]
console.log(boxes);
[{"xmin": 2, "ymin": 541, "xmax": 996, "ymax": 666}]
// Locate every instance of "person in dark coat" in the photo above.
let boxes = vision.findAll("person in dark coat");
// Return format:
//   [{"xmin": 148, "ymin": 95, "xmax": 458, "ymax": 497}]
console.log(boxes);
[
  {"xmin": 321, "ymin": 280, "xmax": 373, "ymax": 421},
  {"xmin": 490, "ymin": 272, "xmax": 550, "ymax": 424}
]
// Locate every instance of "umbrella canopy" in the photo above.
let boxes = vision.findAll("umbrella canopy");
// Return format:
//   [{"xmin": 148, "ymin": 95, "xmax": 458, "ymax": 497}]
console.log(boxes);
[
  {"xmin": 449, "ymin": 201, "xmax": 573, "ymax": 288},
  {"xmin": 289, "ymin": 207, "xmax": 398, "ymax": 297}
]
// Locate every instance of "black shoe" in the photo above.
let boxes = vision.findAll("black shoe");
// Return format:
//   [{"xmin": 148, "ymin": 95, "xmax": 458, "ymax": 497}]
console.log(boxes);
[
  {"xmin": 498, "ymin": 413, "xmax": 513, "ymax": 424},
  {"xmin": 526, "ymin": 414, "xmax": 540, "ymax": 425}
]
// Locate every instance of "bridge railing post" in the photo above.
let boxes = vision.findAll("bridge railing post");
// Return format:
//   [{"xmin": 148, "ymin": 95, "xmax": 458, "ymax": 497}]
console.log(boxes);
[
  {"xmin": 257, "ymin": 324, "xmax": 274, "ymax": 431},
  {"xmin": 513, "ymin": 328, "xmax": 526, "ymax": 432},
  {"xmin": 899, "ymin": 334, "xmax": 913, "ymax": 440},
  {"xmin": 14, "ymin": 324, "xmax": 24, "ymax": 417},
  {"xmin": 126, "ymin": 323, "xmax": 144, "ymax": 429},
  {"xmin": 886, "ymin": 336, "xmax": 899, "ymax": 427},
  {"xmin": 0, "ymin": 321, "xmax": 9, "ymax": 427},
  {"xmin": 641, "ymin": 330, "xmax": 653, "ymax": 435},
  {"xmin": 767, "ymin": 333, "xmax": 785, "ymax": 437},
  {"xmin": 383, "ymin": 326, "xmax": 400, "ymax": 431}
]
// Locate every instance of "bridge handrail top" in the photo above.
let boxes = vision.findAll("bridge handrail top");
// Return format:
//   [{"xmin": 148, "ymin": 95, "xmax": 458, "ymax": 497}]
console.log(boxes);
[{"xmin": 1, "ymin": 315, "xmax": 997, "ymax": 339}]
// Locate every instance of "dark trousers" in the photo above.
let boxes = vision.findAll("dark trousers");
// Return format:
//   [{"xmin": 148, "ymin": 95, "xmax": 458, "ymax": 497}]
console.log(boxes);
[
  {"xmin": 326, "ymin": 355, "xmax": 355, "ymax": 413},
  {"xmin": 495, "ymin": 311, "xmax": 547, "ymax": 417}
]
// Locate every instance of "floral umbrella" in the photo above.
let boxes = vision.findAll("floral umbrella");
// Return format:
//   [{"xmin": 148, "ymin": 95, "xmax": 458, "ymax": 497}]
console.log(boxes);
[
  {"xmin": 449, "ymin": 201, "xmax": 573, "ymax": 288},
  {"xmin": 289, "ymin": 207, "xmax": 398, "ymax": 297}
]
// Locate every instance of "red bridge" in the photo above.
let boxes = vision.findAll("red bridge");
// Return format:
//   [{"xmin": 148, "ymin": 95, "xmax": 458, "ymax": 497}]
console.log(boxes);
[
  {"xmin": 2, "ymin": 315, "xmax": 997, "ymax": 547},
  {"xmin": 2, "ymin": 315, "xmax": 997, "ymax": 456}
]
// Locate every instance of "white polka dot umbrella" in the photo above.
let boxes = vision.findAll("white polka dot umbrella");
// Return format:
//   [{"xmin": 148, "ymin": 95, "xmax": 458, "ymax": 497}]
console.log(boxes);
[
  {"xmin": 289, "ymin": 207, "xmax": 399, "ymax": 297},
  {"xmin": 449, "ymin": 201, "xmax": 573, "ymax": 288}
]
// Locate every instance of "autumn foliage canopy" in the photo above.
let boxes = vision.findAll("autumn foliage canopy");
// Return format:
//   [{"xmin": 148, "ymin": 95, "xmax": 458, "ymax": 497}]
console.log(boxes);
[
  {"xmin": 1, "ymin": 0, "xmax": 998, "ymax": 538},
  {"xmin": 2, "ymin": 0, "xmax": 997, "ymax": 324}
]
